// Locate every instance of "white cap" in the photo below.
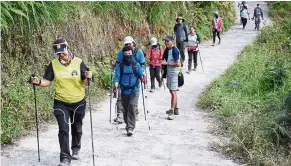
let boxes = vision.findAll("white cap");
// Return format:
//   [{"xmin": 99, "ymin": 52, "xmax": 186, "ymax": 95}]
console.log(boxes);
[
  {"xmin": 150, "ymin": 37, "xmax": 157, "ymax": 46},
  {"xmin": 124, "ymin": 36, "xmax": 135, "ymax": 44},
  {"xmin": 214, "ymin": 11, "xmax": 219, "ymax": 15}
]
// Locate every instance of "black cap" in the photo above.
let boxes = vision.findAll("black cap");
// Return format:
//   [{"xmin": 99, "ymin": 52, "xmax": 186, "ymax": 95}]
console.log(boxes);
[
  {"xmin": 163, "ymin": 35, "xmax": 174, "ymax": 42},
  {"xmin": 53, "ymin": 38, "xmax": 68, "ymax": 54}
]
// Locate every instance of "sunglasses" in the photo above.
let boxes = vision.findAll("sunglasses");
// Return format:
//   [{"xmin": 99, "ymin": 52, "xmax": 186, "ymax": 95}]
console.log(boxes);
[{"xmin": 53, "ymin": 43, "xmax": 67, "ymax": 51}]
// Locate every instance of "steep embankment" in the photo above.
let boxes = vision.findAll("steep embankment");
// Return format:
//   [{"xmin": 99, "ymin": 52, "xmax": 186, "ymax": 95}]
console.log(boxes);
[
  {"xmin": 197, "ymin": 2, "xmax": 291, "ymax": 165},
  {"xmin": 1, "ymin": 2, "xmax": 235, "ymax": 144}
]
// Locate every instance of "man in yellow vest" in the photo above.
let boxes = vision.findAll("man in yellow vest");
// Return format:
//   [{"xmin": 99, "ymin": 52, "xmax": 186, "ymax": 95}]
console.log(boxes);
[{"xmin": 31, "ymin": 38, "xmax": 92, "ymax": 166}]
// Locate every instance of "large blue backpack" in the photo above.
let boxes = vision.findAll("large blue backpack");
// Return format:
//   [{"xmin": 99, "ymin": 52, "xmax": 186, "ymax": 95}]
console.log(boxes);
[{"xmin": 119, "ymin": 61, "xmax": 139, "ymax": 90}]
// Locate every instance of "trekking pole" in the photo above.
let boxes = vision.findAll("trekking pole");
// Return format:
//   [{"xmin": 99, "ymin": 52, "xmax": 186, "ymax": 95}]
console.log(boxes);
[
  {"xmin": 109, "ymin": 64, "xmax": 114, "ymax": 123},
  {"xmin": 29, "ymin": 74, "xmax": 41, "ymax": 162},
  {"xmin": 197, "ymin": 45, "xmax": 204, "ymax": 72},
  {"xmin": 143, "ymin": 64, "xmax": 148, "ymax": 89},
  {"xmin": 86, "ymin": 68, "xmax": 95, "ymax": 166},
  {"xmin": 140, "ymin": 80, "xmax": 150, "ymax": 130}
]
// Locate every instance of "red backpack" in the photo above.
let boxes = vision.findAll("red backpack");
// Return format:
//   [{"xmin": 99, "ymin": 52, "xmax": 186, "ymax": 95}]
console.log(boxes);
[{"xmin": 150, "ymin": 45, "xmax": 162, "ymax": 66}]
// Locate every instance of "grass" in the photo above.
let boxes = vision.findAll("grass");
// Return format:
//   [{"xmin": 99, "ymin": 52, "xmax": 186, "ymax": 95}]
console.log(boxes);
[
  {"xmin": 1, "ymin": 1, "xmax": 235, "ymax": 144},
  {"xmin": 197, "ymin": 2, "xmax": 291, "ymax": 165}
]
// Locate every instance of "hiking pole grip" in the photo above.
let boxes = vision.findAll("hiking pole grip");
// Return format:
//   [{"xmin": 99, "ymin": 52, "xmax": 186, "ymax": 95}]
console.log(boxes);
[{"xmin": 86, "ymin": 68, "xmax": 91, "ymax": 86}]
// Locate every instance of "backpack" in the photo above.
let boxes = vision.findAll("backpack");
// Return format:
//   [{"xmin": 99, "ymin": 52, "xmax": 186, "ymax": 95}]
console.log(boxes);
[
  {"xmin": 150, "ymin": 44, "xmax": 162, "ymax": 61},
  {"xmin": 255, "ymin": 7, "xmax": 262, "ymax": 16},
  {"xmin": 119, "ymin": 61, "xmax": 139, "ymax": 90}
]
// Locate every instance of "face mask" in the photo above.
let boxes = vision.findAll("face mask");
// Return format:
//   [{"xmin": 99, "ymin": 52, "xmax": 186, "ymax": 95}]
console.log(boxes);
[
  {"xmin": 59, "ymin": 52, "xmax": 72, "ymax": 65},
  {"xmin": 123, "ymin": 55, "xmax": 132, "ymax": 61}
]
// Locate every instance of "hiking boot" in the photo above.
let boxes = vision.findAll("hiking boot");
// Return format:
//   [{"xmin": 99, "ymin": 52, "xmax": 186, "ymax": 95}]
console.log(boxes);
[
  {"xmin": 127, "ymin": 128, "xmax": 133, "ymax": 136},
  {"xmin": 167, "ymin": 110, "xmax": 174, "ymax": 120},
  {"xmin": 166, "ymin": 109, "xmax": 173, "ymax": 114},
  {"xmin": 58, "ymin": 159, "xmax": 70, "ymax": 166},
  {"xmin": 174, "ymin": 107, "xmax": 179, "ymax": 115},
  {"xmin": 72, "ymin": 149, "xmax": 80, "ymax": 160}
]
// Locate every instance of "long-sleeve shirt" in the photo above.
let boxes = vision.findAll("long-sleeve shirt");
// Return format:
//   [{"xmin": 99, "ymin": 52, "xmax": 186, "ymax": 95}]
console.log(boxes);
[{"xmin": 174, "ymin": 23, "xmax": 188, "ymax": 42}]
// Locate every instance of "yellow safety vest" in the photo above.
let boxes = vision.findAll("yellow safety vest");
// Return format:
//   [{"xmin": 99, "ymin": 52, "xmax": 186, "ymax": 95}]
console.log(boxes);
[{"xmin": 52, "ymin": 57, "xmax": 85, "ymax": 103}]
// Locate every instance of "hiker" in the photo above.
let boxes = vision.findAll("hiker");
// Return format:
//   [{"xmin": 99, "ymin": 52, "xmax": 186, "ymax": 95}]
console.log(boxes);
[
  {"xmin": 252, "ymin": 3, "xmax": 264, "ymax": 31},
  {"xmin": 113, "ymin": 45, "xmax": 146, "ymax": 136},
  {"xmin": 211, "ymin": 11, "xmax": 223, "ymax": 46},
  {"xmin": 174, "ymin": 15, "xmax": 188, "ymax": 67},
  {"xmin": 112, "ymin": 36, "xmax": 145, "ymax": 123},
  {"xmin": 159, "ymin": 35, "xmax": 180, "ymax": 120},
  {"xmin": 30, "ymin": 38, "xmax": 92, "ymax": 166},
  {"xmin": 186, "ymin": 26, "xmax": 201, "ymax": 73},
  {"xmin": 146, "ymin": 37, "xmax": 164, "ymax": 92},
  {"xmin": 238, "ymin": 1, "xmax": 248, "ymax": 24},
  {"xmin": 240, "ymin": 5, "xmax": 250, "ymax": 30}
]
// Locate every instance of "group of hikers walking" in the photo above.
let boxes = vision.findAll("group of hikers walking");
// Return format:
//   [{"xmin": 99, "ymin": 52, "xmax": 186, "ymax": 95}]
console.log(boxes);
[
  {"xmin": 239, "ymin": 2, "xmax": 264, "ymax": 30},
  {"xmin": 28, "ymin": 4, "xmax": 264, "ymax": 166}
]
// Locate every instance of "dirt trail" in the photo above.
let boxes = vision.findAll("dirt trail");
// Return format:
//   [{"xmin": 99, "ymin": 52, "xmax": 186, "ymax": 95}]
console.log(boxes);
[{"xmin": 1, "ymin": 2, "xmax": 271, "ymax": 166}]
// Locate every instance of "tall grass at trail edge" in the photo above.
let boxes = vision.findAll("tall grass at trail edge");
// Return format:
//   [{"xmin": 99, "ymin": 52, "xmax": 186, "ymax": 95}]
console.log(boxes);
[{"xmin": 197, "ymin": 2, "xmax": 291, "ymax": 165}]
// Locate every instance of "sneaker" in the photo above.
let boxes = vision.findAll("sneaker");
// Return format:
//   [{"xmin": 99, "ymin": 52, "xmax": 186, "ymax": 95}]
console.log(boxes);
[
  {"xmin": 218, "ymin": 40, "xmax": 221, "ymax": 45},
  {"xmin": 212, "ymin": 43, "xmax": 215, "ymax": 46},
  {"xmin": 174, "ymin": 107, "xmax": 179, "ymax": 115},
  {"xmin": 167, "ymin": 110, "xmax": 174, "ymax": 120},
  {"xmin": 72, "ymin": 150, "xmax": 80, "ymax": 160},
  {"xmin": 150, "ymin": 88, "xmax": 155, "ymax": 92},
  {"xmin": 186, "ymin": 70, "xmax": 191, "ymax": 74},
  {"xmin": 127, "ymin": 128, "xmax": 133, "ymax": 136},
  {"xmin": 114, "ymin": 114, "xmax": 123, "ymax": 124},
  {"xmin": 193, "ymin": 66, "xmax": 197, "ymax": 71},
  {"xmin": 58, "ymin": 159, "xmax": 70, "ymax": 166}
]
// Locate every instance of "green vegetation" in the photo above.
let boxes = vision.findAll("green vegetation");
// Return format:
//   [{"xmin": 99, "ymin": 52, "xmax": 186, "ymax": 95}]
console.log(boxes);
[
  {"xmin": 1, "ymin": 1, "xmax": 235, "ymax": 144},
  {"xmin": 197, "ymin": 2, "xmax": 291, "ymax": 165}
]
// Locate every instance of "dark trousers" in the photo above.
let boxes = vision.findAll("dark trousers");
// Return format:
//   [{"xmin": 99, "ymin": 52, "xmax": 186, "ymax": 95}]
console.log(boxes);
[
  {"xmin": 121, "ymin": 92, "xmax": 139, "ymax": 130},
  {"xmin": 241, "ymin": 17, "xmax": 247, "ymax": 29},
  {"xmin": 53, "ymin": 99, "xmax": 86, "ymax": 162},
  {"xmin": 188, "ymin": 50, "xmax": 198, "ymax": 70},
  {"xmin": 213, "ymin": 29, "xmax": 221, "ymax": 44},
  {"xmin": 176, "ymin": 40, "xmax": 185, "ymax": 65},
  {"xmin": 149, "ymin": 67, "xmax": 161, "ymax": 89}
]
